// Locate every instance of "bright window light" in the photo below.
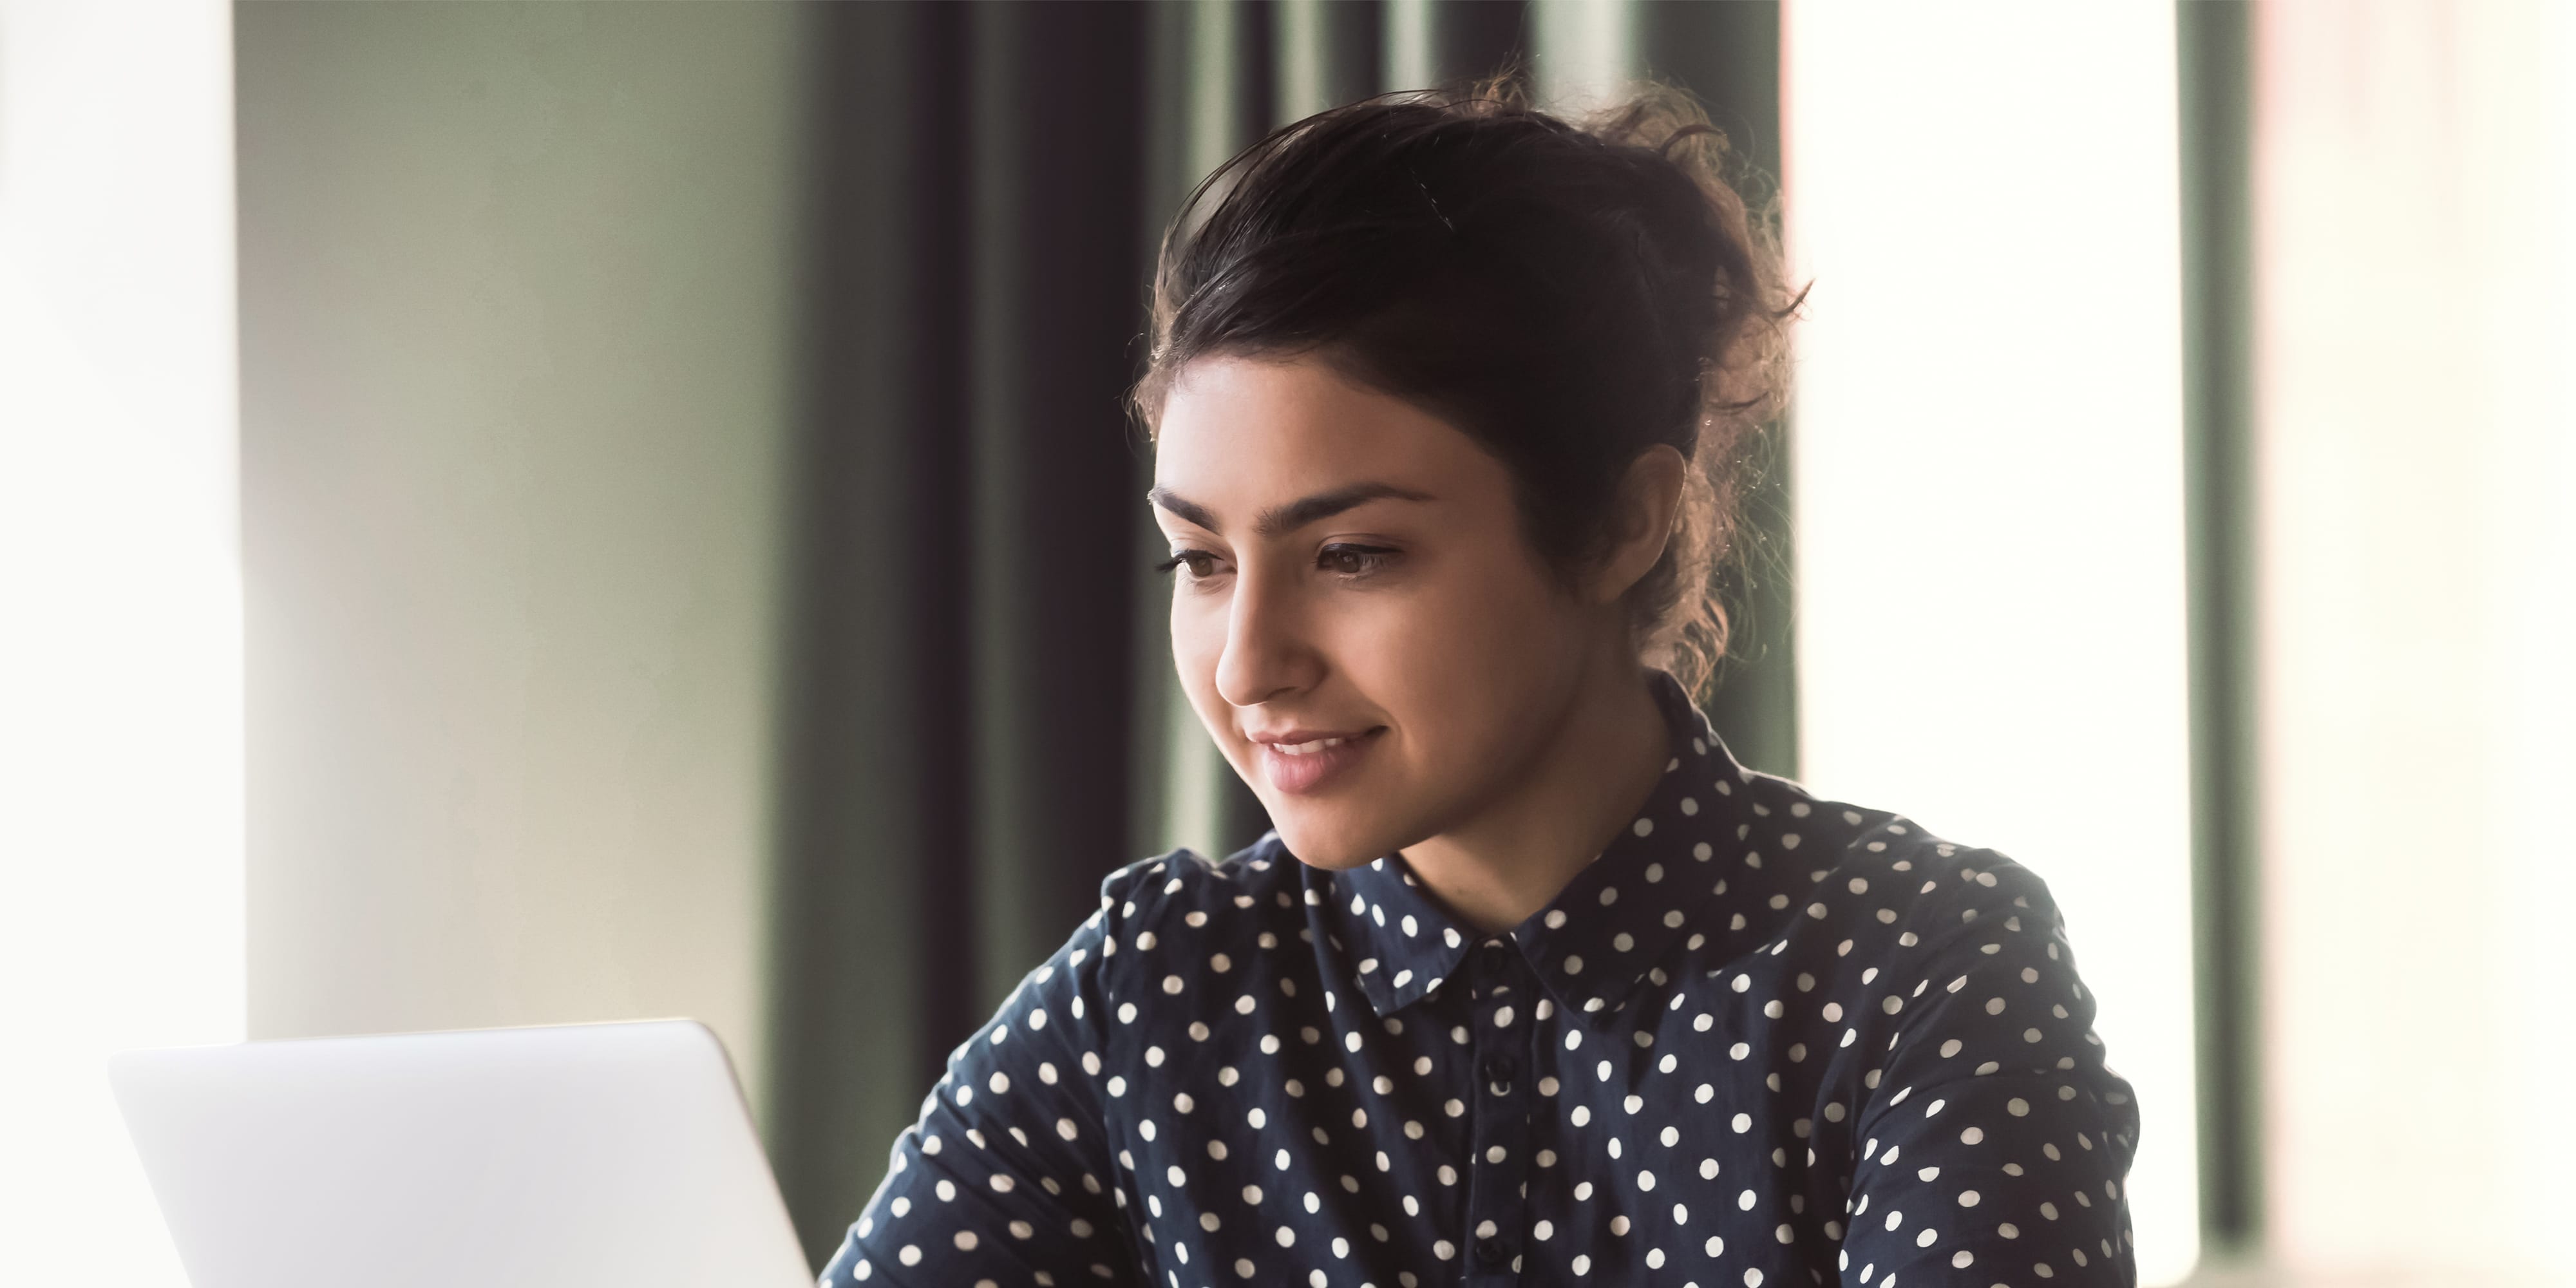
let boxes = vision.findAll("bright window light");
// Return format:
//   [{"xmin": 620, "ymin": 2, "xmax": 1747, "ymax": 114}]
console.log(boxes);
[
  {"xmin": 2253, "ymin": 2, "xmax": 2576, "ymax": 1280},
  {"xmin": 0, "ymin": 1, "xmax": 243, "ymax": 1283},
  {"xmin": 1782, "ymin": 4, "xmax": 2199, "ymax": 1283},
  {"xmin": 1531, "ymin": 0, "xmax": 1635, "ymax": 113}
]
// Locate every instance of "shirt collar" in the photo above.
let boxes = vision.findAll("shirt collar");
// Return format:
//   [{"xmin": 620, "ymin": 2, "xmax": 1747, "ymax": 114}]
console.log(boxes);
[{"xmin": 1323, "ymin": 669, "xmax": 1756, "ymax": 1028}]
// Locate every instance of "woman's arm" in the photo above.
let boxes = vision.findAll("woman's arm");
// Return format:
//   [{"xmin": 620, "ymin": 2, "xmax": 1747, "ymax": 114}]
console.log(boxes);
[
  {"xmin": 819, "ymin": 866, "xmax": 1157, "ymax": 1287},
  {"xmin": 1837, "ymin": 858, "xmax": 2141, "ymax": 1287}
]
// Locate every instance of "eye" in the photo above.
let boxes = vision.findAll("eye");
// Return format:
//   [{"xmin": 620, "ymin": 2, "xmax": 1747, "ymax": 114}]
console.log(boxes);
[
  {"xmin": 1155, "ymin": 549, "xmax": 1224, "ymax": 580},
  {"xmin": 1318, "ymin": 544, "xmax": 1399, "ymax": 578}
]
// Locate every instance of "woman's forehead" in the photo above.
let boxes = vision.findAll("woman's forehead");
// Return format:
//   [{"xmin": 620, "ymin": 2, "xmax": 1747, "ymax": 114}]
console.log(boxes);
[{"xmin": 1151, "ymin": 356, "xmax": 1496, "ymax": 507}]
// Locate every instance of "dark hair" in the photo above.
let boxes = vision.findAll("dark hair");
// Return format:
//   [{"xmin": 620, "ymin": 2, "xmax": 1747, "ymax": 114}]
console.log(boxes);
[{"xmin": 1129, "ymin": 77, "xmax": 1799, "ymax": 694}]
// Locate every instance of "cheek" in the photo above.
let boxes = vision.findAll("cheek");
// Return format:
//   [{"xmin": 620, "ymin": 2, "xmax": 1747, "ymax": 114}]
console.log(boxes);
[
  {"xmin": 1352, "ymin": 551, "xmax": 1584, "ymax": 760},
  {"xmin": 1170, "ymin": 590, "xmax": 1221, "ymax": 674},
  {"xmin": 1170, "ymin": 589, "xmax": 1235, "ymax": 734}
]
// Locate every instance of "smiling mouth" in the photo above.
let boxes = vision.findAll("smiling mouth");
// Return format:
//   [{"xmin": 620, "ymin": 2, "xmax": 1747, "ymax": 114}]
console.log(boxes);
[{"xmin": 1250, "ymin": 726, "xmax": 1386, "ymax": 795}]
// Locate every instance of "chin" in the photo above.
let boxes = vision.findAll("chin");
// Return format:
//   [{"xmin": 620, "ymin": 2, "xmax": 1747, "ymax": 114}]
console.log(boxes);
[{"xmin": 1264, "ymin": 805, "xmax": 1411, "ymax": 872}]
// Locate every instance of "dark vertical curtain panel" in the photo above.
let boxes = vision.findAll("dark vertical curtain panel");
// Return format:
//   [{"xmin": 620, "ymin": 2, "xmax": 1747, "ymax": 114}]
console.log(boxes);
[
  {"xmin": 762, "ymin": 1, "xmax": 1786, "ymax": 1266},
  {"xmin": 764, "ymin": 5, "xmax": 980, "ymax": 1267},
  {"xmin": 960, "ymin": 3, "xmax": 1153, "ymax": 1036},
  {"xmin": 1438, "ymin": 2, "xmax": 1528, "ymax": 80},
  {"xmin": 2177, "ymin": 0, "xmax": 2260, "ymax": 1255}
]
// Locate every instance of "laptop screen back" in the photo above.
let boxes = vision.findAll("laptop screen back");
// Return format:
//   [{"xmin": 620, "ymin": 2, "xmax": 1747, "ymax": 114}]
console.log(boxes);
[{"xmin": 110, "ymin": 1019, "xmax": 814, "ymax": 1288}]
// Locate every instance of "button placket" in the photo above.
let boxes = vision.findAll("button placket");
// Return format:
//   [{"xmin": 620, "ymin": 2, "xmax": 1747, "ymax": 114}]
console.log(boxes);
[{"xmin": 1461, "ymin": 938, "xmax": 1535, "ymax": 1285}]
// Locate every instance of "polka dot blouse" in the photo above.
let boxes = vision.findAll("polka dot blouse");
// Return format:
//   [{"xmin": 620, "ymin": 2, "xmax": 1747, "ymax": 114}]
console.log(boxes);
[{"xmin": 820, "ymin": 670, "xmax": 2141, "ymax": 1288}]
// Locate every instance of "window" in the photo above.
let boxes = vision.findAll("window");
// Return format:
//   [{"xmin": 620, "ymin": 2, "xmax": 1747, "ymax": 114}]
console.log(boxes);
[
  {"xmin": 0, "ymin": 4, "xmax": 244, "ymax": 1283},
  {"xmin": 1785, "ymin": 5, "xmax": 2201, "ymax": 1281}
]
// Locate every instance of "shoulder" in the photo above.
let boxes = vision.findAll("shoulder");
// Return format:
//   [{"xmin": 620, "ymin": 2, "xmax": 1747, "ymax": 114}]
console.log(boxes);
[
  {"xmin": 1710, "ymin": 773, "xmax": 2109, "ymax": 1099},
  {"xmin": 1729, "ymin": 768, "xmax": 2071, "ymax": 965},
  {"xmin": 1095, "ymin": 832, "xmax": 1305, "ymax": 911},
  {"xmin": 1080, "ymin": 833, "xmax": 1311, "ymax": 983},
  {"xmin": 1093, "ymin": 832, "xmax": 1308, "ymax": 927}
]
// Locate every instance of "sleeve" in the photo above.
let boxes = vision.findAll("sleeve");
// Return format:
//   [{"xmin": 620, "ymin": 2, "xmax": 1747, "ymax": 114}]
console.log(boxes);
[
  {"xmin": 819, "ymin": 864, "xmax": 1155, "ymax": 1288},
  {"xmin": 1835, "ymin": 855, "xmax": 2141, "ymax": 1288}
]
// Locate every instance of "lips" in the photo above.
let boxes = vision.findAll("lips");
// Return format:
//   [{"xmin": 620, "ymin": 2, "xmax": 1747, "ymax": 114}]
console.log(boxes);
[{"xmin": 1247, "ymin": 726, "xmax": 1385, "ymax": 795}]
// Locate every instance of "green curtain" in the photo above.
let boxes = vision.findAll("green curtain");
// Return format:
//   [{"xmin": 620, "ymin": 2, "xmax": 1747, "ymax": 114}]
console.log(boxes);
[
  {"xmin": 759, "ymin": 1, "xmax": 1789, "ymax": 1265},
  {"xmin": 2177, "ymin": 0, "xmax": 2260, "ymax": 1256}
]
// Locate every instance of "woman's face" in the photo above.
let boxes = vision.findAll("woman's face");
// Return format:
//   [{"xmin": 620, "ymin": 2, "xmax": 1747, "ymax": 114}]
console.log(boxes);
[{"xmin": 1150, "ymin": 354, "xmax": 1604, "ymax": 871}]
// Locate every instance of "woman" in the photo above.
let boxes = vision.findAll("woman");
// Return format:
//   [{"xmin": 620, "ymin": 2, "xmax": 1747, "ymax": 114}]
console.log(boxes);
[{"xmin": 822, "ymin": 81, "xmax": 2139, "ymax": 1288}]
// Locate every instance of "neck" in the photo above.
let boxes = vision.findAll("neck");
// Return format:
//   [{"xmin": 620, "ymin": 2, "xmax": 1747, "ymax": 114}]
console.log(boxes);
[{"xmin": 1399, "ymin": 654, "xmax": 1674, "ymax": 936}]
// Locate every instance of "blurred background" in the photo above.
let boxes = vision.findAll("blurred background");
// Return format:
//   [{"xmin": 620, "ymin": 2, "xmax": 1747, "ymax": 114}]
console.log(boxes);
[{"xmin": 1, "ymin": 1, "xmax": 2568, "ymax": 1284}]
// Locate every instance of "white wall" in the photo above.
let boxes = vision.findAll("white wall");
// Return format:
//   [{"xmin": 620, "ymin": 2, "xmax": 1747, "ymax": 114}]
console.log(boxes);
[
  {"xmin": 1783, "ymin": 3, "xmax": 2201, "ymax": 1282},
  {"xmin": 235, "ymin": 4, "xmax": 808, "ymax": 1109}
]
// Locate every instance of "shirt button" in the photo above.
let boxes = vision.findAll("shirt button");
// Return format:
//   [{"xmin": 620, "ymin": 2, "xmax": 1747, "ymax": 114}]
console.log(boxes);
[
  {"xmin": 1480, "ymin": 1054, "xmax": 1515, "ymax": 1088},
  {"xmin": 1473, "ymin": 1236, "xmax": 1509, "ymax": 1267}
]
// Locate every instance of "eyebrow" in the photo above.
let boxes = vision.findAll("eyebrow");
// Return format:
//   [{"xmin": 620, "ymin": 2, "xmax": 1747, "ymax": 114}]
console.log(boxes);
[{"xmin": 1148, "ymin": 482, "xmax": 1435, "ymax": 539}]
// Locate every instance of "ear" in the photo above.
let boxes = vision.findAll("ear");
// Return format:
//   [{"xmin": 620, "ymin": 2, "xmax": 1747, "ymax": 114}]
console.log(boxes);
[{"xmin": 1586, "ymin": 445, "xmax": 1687, "ymax": 606}]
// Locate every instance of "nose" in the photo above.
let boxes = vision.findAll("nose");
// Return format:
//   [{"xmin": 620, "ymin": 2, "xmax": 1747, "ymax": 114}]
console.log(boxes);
[{"xmin": 1212, "ymin": 562, "xmax": 1318, "ymax": 710}]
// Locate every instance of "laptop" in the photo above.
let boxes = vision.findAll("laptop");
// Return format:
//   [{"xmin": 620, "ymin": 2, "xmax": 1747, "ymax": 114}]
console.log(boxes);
[{"xmin": 109, "ymin": 1019, "xmax": 816, "ymax": 1288}]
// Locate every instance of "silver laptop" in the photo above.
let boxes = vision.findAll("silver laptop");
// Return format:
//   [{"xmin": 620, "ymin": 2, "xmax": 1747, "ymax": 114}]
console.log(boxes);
[{"xmin": 109, "ymin": 1019, "xmax": 815, "ymax": 1288}]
